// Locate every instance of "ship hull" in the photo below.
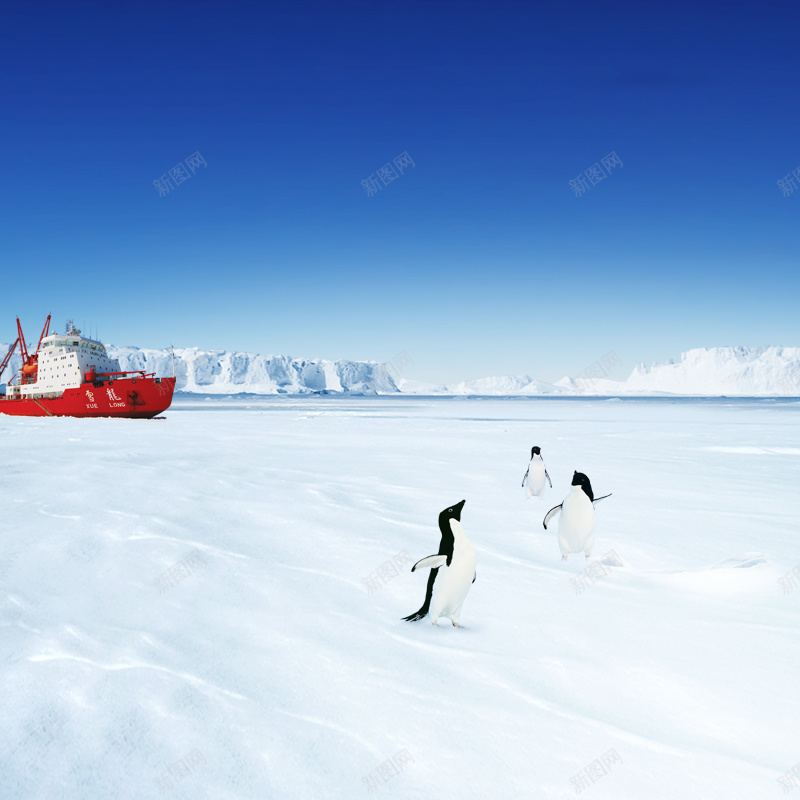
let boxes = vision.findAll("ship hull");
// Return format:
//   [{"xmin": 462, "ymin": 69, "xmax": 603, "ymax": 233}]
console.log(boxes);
[{"xmin": 0, "ymin": 377, "xmax": 176, "ymax": 419}]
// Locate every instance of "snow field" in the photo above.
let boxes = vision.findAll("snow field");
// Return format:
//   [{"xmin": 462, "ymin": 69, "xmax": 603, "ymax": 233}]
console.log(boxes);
[{"xmin": 1, "ymin": 396, "xmax": 799, "ymax": 799}]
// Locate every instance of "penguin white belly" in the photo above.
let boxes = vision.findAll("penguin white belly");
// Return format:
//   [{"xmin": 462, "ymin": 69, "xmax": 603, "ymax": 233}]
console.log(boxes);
[
  {"xmin": 429, "ymin": 540, "xmax": 476, "ymax": 623},
  {"xmin": 558, "ymin": 490, "xmax": 596, "ymax": 556},
  {"xmin": 526, "ymin": 459, "xmax": 547, "ymax": 498}
]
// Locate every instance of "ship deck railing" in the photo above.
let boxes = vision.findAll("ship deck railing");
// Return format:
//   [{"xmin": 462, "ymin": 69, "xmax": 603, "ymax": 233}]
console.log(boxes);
[{"xmin": 93, "ymin": 370, "xmax": 156, "ymax": 378}]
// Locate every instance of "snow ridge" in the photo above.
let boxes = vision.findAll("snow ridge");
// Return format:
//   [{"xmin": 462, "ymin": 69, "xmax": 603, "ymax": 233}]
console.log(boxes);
[
  {"xmin": 108, "ymin": 346, "xmax": 399, "ymax": 395},
  {"xmin": 0, "ymin": 345, "xmax": 398, "ymax": 395},
  {"xmin": 398, "ymin": 375, "xmax": 565, "ymax": 395},
  {"xmin": 404, "ymin": 346, "xmax": 800, "ymax": 396},
  {"xmin": 2, "ymin": 344, "xmax": 798, "ymax": 396},
  {"xmin": 614, "ymin": 346, "xmax": 800, "ymax": 396}
]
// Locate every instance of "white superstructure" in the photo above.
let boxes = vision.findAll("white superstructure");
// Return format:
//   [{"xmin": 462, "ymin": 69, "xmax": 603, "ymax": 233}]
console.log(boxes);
[{"xmin": 6, "ymin": 325, "xmax": 120, "ymax": 399}]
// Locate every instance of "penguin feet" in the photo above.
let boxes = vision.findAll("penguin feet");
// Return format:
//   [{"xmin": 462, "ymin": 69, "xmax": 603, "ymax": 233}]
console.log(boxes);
[
  {"xmin": 561, "ymin": 555, "xmax": 567, "ymax": 561},
  {"xmin": 432, "ymin": 619, "xmax": 440, "ymax": 627},
  {"xmin": 451, "ymin": 622, "xmax": 464, "ymax": 628},
  {"xmin": 585, "ymin": 552, "xmax": 592, "ymax": 559}
]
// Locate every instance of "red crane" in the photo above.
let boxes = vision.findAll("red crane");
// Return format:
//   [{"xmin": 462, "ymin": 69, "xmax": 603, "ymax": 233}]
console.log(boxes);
[
  {"xmin": 36, "ymin": 314, "xmax": 51, "ymax": 352},
  {"xmin": 16, "ymin": 314, "xmax": 51, "ymax": 385},
  {"xmin": 16, "ymin": 317, "xmax": 28, "ymax": 367}
]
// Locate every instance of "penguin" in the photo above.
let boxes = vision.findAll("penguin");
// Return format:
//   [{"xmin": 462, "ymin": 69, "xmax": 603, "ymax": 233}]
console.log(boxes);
[
  {"xmin": 402, "ymin": 499, "xmax": 476, "ymax": 627},
  {"xmin": 522, "ymin": 445, "xmax": 552, "ymax": 499},
  {"xmin": 543, "ymin": 472, "xmax": 611, "ymax": 560}
]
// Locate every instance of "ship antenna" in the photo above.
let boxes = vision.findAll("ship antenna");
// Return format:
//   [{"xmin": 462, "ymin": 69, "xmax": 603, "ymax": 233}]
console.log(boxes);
[{"xmin": 171, "ymin": 344, "xmax": 175, "ymax": 378}]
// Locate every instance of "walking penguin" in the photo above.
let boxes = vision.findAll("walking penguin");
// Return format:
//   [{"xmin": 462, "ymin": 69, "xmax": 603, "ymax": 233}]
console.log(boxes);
[
  {"xmin": 543, "ymin": 472, "xmax": 612, "ymax": 559},
  {"xmin": 403, "ymin": 499, "xmax": 477, "ymax": 627},
  {"xmin": 522, "ymin": 445, "xmax": 552, "ymax": 499}
]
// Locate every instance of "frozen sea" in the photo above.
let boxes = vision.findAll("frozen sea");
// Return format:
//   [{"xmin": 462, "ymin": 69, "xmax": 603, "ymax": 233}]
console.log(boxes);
[{"xmin": 1, "ymin": 395, "xmax": 799, "ymax": 800}]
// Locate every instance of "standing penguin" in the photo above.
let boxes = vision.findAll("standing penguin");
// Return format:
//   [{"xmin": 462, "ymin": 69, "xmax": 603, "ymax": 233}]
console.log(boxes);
[
  {"xmin": 522, "ymin": 445, "xmax": 552, "ymax": 499},
  {"xmin": 403, "ymin": 500, "xmax": 476, "ymax": 627},
  {"xmin": 543, "ymin": 472, "xmax": 611, "ymax": 560}
]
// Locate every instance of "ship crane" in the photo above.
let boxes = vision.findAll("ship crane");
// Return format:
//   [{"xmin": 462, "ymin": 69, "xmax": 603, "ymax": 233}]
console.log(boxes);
[
  {"xmin": 36, "ymin": 315, "xmax": 51, "ymax": 351},
  {"xmin": 17, "ymin": 314, "xmax": 51, "ymax": 385},
  {"xmin": 16, "ymin": 317, "xmax": 28, "ymax": 369}
]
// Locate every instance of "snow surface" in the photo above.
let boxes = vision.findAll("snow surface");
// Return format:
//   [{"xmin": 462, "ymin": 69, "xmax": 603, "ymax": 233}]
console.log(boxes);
[{"xmin": 2, "ymin": 396, "xmax": 799, "ymax": 799}]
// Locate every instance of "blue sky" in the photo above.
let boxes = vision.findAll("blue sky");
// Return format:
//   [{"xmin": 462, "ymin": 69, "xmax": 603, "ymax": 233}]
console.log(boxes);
[{"xmin": 1, "ymin": 0, "xmax": 798, "ymax": 384}]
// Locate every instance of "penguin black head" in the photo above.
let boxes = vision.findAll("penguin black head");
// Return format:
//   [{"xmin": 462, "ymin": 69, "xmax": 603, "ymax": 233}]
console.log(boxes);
[
  {"xmin": 439, "ymin": 499, "xmax": 466, "ymax": 527},
  {"xmin": 531, "ymin": 446, "xmax": 541, "ymax": 457},
  {"xmin": 571, "ymin": 471, "xmax": 594, "ymax": 502}
]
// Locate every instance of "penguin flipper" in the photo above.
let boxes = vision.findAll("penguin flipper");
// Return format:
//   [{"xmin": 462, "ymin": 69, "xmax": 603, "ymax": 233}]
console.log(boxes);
[
  {"xmin": 403, "ymin": 566, "xmax": 439, "ymax": 622},
  {"xmin": 545, "ymin": 468, "xmax": 552, "ymax": 488},
  {"xmin": 543, "ymin": 504, "xmax": 562, "ymax": 529},
  {"xmin": 593, "ymin": 493, "xmax": 612, "ymax": 504},
  {"xmin": 472, "ymin": 571, "xmax": 476, "ymax": 584},
  {"xmin": 412, "ymin": 554, "xmax": 448, "ymax": 571}
]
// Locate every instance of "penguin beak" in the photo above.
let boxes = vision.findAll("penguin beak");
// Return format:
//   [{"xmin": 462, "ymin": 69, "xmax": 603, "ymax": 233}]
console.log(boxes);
[{"xmin": 454, "ymin": 499, "xmax": 466, "ymax": 521}]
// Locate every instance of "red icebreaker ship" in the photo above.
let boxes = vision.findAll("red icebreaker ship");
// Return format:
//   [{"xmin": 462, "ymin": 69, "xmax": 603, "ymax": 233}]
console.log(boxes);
[{"xmin": 0, "ymin": 316, "xmax": 176, "ymax": 418}]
